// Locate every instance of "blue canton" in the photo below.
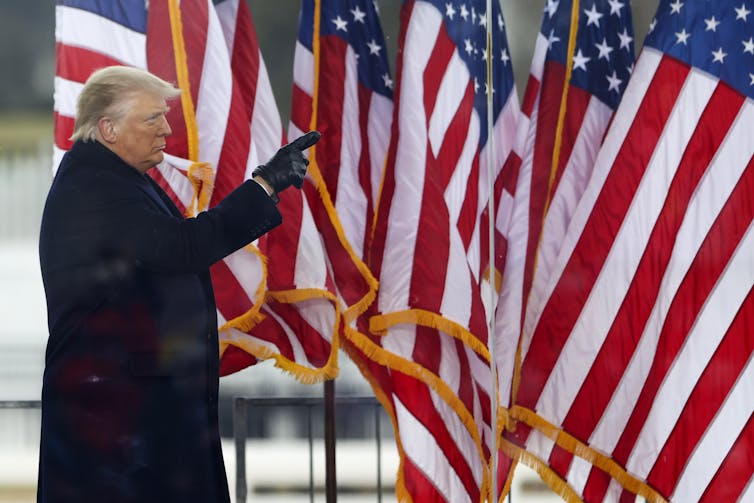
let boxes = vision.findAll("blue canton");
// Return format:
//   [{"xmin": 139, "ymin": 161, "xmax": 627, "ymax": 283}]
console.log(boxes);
[
  {"xmin": 644, "ymin": 0, "xmax": 754, "ymax": 100},
  {"xmin": 430, "ymin": 0, "xmax": 516, "ymax": 148},
  {"xmin": 57, "ymin": 0, "xmax": 148, "ymax": 33},
  {"xmin": 300, "ymin": 0, "xmax": 394, "ymax": 99},
  {"xmin": 542, "ymin": 0, "xmax": 635, "ymax": 110}
]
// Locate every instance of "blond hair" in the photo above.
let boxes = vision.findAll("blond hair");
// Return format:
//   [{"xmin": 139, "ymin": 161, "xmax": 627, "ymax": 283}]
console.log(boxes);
[{"xmin": 70, "ymin": 66, "xmax": 181, "ymax": 142}]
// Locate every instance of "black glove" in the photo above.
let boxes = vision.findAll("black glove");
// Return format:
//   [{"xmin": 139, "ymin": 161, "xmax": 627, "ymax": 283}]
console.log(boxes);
[{"xmin": 253, "ymin": 131, "xmax": 321, "ymax": 201}]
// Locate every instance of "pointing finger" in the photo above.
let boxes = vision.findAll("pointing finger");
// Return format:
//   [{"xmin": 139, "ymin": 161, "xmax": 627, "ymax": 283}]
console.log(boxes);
[{"xmin": 289, "ymin": 131, "xmax": 321, "ymax": 151}]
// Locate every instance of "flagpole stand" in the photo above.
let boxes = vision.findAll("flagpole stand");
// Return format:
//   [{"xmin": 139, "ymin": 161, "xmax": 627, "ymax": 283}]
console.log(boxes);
[{"xmin": 324, "ymin": 379, "xmax": 337, "ymax": 502}]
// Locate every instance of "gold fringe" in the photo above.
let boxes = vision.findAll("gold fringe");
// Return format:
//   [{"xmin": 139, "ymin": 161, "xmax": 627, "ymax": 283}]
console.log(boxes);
[
  {"xmin": 343, "ymin": 326, "xmax": 490, "ymax": 501},
  {"xmin": 218, "ymin": 245, "xmax": 269, "ymax": 334},
  {"xmin": 509, "ymin": 406, "xmax": 668, "ymax": 502},
  {"xmin": 186, "ymin": 161, "xmax": 215, "ymax": 216},
  {"xmin": 369, "ymin": 309, "xmax": 491, "ymax": 362}
]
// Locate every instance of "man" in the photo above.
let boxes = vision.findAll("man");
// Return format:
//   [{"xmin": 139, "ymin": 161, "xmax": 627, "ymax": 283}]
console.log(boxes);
[{"xmin": 38, "ymin": 66, "xmax": 319, "ymax": 502}]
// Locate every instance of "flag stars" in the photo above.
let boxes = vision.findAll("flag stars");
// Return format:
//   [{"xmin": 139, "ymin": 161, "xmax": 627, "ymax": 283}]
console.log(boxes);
[
  {"xmin": 350, "ymin": 6, "xmax": 366, "ymax": 23},
  {"xmin": 649, "ymin": 18, "xmax": 657, "ymax": 33},
  {"xmin": 498, "ymin": 13, "xmax": 504, "ymax": 30},
  {"xmin": 608, "ymin": 0, "xmax": 624, "ymax": 16},
  {"xmin": 606, "ymin": 70, "xmax": 622, "ymax": 92},
  {"xmin": 545, "ymin": 0, "xmax": 559, "ymax": 18},
  {"xmin": 573, "ymin": 48, "xmax": 590, "ymax": 70},
  {"xmin": 669, "ymin": 0, "xmax": 683, "ymax": 14},
  {"xmin": 705, "ymin": 16, "xmax": 720, "ymax": 31},
  {"xmin": 584, "ymin": 4, "xmax": 603, "ymax": 27},
  {"xmin": 618, "ymin": 28, "xmax": 633, "ymax": 50},
  {"xmin": 445, "ymin": 3, "xmax": 456, "ymax": 20},
  {"xmin": 367, "ymin": 38, "xmax": 382, "ymax": 55},
  {"xmin": 501, "ymin": 48, "xmax": 510, "ymax": 65},
  {"xmin": 479, "ymin": 10, "xmax": 487, "ymax": 27},
  {"xmin": 595, "ymin": 37, "xmax": 614, "ymax": 59},
  {"xmin": 547, "ymin": 28, "xmax": 561, "ymax": 49},
  {"xmin": 675, "ymin": 28, "xmax": 690, "ymax": 45},
  {"xmin": 712, "ymin": 47, "xmax": 728, "ymax": 63},
  {"xmin": 749, "ymin": 73, "xmax": 754, "ymax": 85},
  {"xmin": 332, "ymin": 15, "xmax": 348, "ymax": 32},
  {"xmin": 736, "ymin": 3, "xmax": 752, "ymax": 21},
  {"xmin": 474, "ymin": 77, "xmax": 480, "ymax": 93},
  {"xmin": 460, "ymin": 4, "xmax": 470, "ymax": 21},
  {"xmin": 464, "ymin": 38, "xmax": 474, "ymax": 55},
  {"xmin": 382, "ymin": 73, "xmax": 393, "ymax": 90},
  {"xmin": 744, "ymin": 37, "xmax": 754, "ymax": 54}
]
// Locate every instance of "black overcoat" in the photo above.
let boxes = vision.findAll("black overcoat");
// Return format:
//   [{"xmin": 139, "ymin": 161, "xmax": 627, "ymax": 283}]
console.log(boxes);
[{"xmin": 37, "ymin": 140, "xmax": 281, "ymax": 502}]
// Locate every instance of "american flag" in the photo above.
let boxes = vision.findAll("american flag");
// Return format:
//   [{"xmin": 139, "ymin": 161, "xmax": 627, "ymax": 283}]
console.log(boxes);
[
  {"xmin": 507, "ymin": 0, "xmax": 754, "ymax": 501},
  {"xmin": 54, "ymin": 0, "xmax": 341, "ymax": 382},
  {"xmin": 494, "ymin": 0, "xmax": 636, "ymax": 494},
  {"xmin": 288, "ymin": 0, "xmax": 390, "ymax": 332},
  {"xmin": 364, "ymin": 0, "xmax": 519, "ymax": 500}
]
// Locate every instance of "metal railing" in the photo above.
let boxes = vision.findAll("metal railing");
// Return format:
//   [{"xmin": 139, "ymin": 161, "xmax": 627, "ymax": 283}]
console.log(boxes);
[{"xmin": 233, "ymin": 395, "xmax": 386, "ymax": 503}]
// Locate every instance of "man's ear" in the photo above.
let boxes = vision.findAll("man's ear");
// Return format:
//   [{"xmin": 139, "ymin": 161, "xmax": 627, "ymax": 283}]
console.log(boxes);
[{"xmin": 97, "ymin": 117, "xmax": 117, "ymax": 144}]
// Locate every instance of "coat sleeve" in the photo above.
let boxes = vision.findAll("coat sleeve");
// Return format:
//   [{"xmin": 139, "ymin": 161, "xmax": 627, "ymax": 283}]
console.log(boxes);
[{"xmin": 89, "ymin": 178, "xmax": 282, "ymax": 274}]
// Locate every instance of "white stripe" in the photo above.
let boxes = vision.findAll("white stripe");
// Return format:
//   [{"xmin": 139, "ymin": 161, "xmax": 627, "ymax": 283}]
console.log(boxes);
[
  {"xmin": 377, "ymin": 3, "xmax": 441, "ymax": 313},
  {"xmin": 524, "ymin": 48, "xmax": 663, "ymax": 341},
  {"xmin": 603, "ymin": 479, "xmax": 626, "ymax": 503},
  {"xmin": 530, "ymin": 33, "xmax": 549, "ymax": 84},
  {"xmin": 55, "ymin": 5, "xmax": 146, "ymax": 69},
  {"xmin": 52, "ymin": 146, "xmax": 66, "ymax": 175},
  {"xmin": 566, "ymin": 455, "xmax": 592, "ymax": 497},
  {"xmin": 591, "ymin": 98, "xmax": 754, "ymax": 454},
  {"xmin": 221, "ymin": 249, "xmax": 264, "ymax": 308},
  {"xmin": 293, "ymin": 41, "xmax": 315, "ymax": 97},
  {"xmin": 294, "ymin": 297, "xmax": 337, "ymax": 347},
  {"xmin": 154, "ymin": 156, "xmax": 194, "ymax": 209},
  {"xmin": 630, "ymin": 221, "xmax": 754, "ymax": 479},
  {"xmin": 294, "ymin": 193, "xmax": 328, "ymax": 288},
  {"xmin": 739, "ymin": 475, "xmax": 754, "ymax": 503},
  {"xmin": 438, "ymin": 326, "xmax": 462, "ymax": 393},
  {"xmin": 672, "ymin": 349, "xmax": 754, "ymax": 501},
  {"xmin": 53, "ymin": 77, "xmax": 83, "ymax": 119},
  {"xmin": 368, "ymin": 93, "xmax": 393, "ymax": 209},
  {"xmin": 248, "ymin": 51, "xmax": 283, "ymax": 177},
  {"xmin": 441, "ymin": 225, "xmax": 474, "ymax": 327},
  {"xmin": 260, "ymin": 304, "xmax": 313, "ymax": 364},
  {"xmin": 335, "ymin": 45, "xmax": 368, "ymax": 260},
  {"xmin": 525, "ymin": 95, "xmax": 612, "ymax": 329},
  {"xmin": 428, "ymin": 50, "xmax": 469, "ymax": 157},
  {"xmin": 195, "ymin": 6, "xmax": 233, "ymax": 169},
  {"xmin": 214, "ymin": 0, "xmax": 238, "ymax": 57},
  {"xmin": 445, "ymin": 112, "xmax": 480, "ymax": 228},
  {"xmin": 394, "ymin": 396, "xmax": 473, "ymax": 503},
  {"xmin": 536, "ymin": 65, "xmax": 718, "ymax": 425}
]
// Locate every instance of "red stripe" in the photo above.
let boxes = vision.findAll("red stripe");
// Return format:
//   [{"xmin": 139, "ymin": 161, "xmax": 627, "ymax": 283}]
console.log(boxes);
[
  {"xmin": 231, "ymin": 1, "xmax": 260, "ymax": 119},
  {"xmin": 219, "ymin": 345, "xmax": 258, "ymax": 376},
  {"xmin": 56, "ymin": 43, "xmax": 126, "ymax": 83},
  {"xmin": 402, "ymin": 456, "xmax": 446, "ymax": 502},
  {"xmin": 521, "ymin": 74, "xmax": 541, "ymax": 118},
  {"xmin": 457, "ymin": 152, "xmax": 480, "ymax": 250},
  {"xmin": 290, "ymin": 84, "xmax": 313, "ymax": 133},
  {"xmin": 179, "ymin": 0, "xmax": 208, "ymax": 110},
  {"xmin": 699, "ymin": 413, "xmax": 754, "ymax": 503},
  {"xmin": 547, "ymin": 444, "xmax": 573, "ymax": 482},
  {"xmin": 54, "ymin": 112, "xmax": 75, "ymax": 151},
  {"xmin": 264, "ymin": 300, "xmax": 333, "ymax": 367},
  {"xmin": 357, "ymin": 85, "xmax": 375, "ymax": 256},
  {"xmin": 393, "ymin": 371, "xmax": 481, "ymax": 502},
  {"xmin": 612, "ymin": 155, "xmax": 754, "ymax": 467},
  {"xmin": 316, "ymin": 35, "xmax": 348, "ymax": 202},
  {"xmin": 422, "ymin": 24, "xmax": 455, "ymax": 136},
  {"xmin": 148, "ymin": 167, "xmax": 187, "ymax": 215},
  {"xmin": 516, "ymin": 56, "xmax": 689, "ymax": 411},
  {"xmin": 549, "ymin": 84, "xmax": 592, "ymax": 199},
  {"xmin": 210, "ymin": 259, "xmax": 255, "ymax": 321},
  {"xmin": 264, "ymin": 187, "xmax": 304, "ymax": 289},
  {"xmin": 561, "ymin": 81, "xmax": 744, "ymax": 444},
  {"xmin": 649, "ymin": 287, "xmax": 754, "ymax": 496}
]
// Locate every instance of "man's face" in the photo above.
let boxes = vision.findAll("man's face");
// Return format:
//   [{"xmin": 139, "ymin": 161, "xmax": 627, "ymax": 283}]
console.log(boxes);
[{"xmin": 109, "ymin": 91, "xmax": 172, "ymax": 174}]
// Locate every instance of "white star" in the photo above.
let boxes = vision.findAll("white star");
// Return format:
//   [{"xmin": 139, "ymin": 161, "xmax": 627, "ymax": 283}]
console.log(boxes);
[
  {"xmin": 445, "ymin": 3, "xmax": 456, "ymax": 20},
  {"xmin": 669, "ymin": 0, "xmax": 683, "ymax": 14},
  {"xmin": 471, "ymin": 6, "xmax": 477, "ymax": 24},
  {"xmin": 350, "ymin": 6, "xmax": 366, "ymax": 23},
  {"xmin": 547, "ymin": 28, "xmax": 561, "ymax": 49},
  {"xmin": 460, "ymin": 4, "xmax": 469, "ymax": 21},
  {"xmin": 648, "ymin": 18, "xmax": 657, "ymax": 33},
  {"xmin": 584, "ymin": 4, "xmax": 603, "ymax": 27},
  {"xmin": 474, "ymin": 77, "xmax": 480, "ymax": 93},
  {"xmin": 750, "ymin": 73, "xmax": 754, "ymax": 85},
  {"xmin": 484, "ymin": 82, "xmax": 495, "ymax": 96},
  {"xmin": 573, "ymin": 49, "xmax": 590, "ymax": 71},
  {"xmin": 545, "ymin": 0, "xmax": 559, "ymax": 18},
  {"xmin": 737, "ymin": 3, "xmax": 752, "ymax": 21},
  {"xmin": 498, "ymin": 13, "xmax": 504, "ymax": 30},
  {"xmin": 608, "ymin": 0, "xmax": 624, "ymax": 16},
  {"xmin": 595, "ymin": 37, "xmax": 614, "ymax": 59},
  {"xmin": 367, "ymin": 38, "xmax": 382, "ymax": 55},
  {"xmin": 712, "ymin": 47, "xmax": 728, "ymax": 63},
  {"xmin": 482, "ymin": 47, "xmax": 488, "ymax": 61},
  {"xmin": 501, "ymin": 48, "xmax": 510, "ymax": 65},
  {"xmin": 675, "ymin": 28, "xmax": 690, "ymax": 45},
  {"xmin": 627, "ymin": 63, "xmax": 634, "ymax": 74},
  {"xmin": 464, "ymin": 38, "xmax": 474, "ymax": 55},
  {"xmin": 705, "ymin": 16, "xmax": 720, "ymax": 31},
  {"xmin": 744, "ymin": 37, "xmax": 754, "ymax": 54},
  {"xmin": 606, "ymin": 70, "xmax": 622, "ymax": 92},
  {"xmin": 618, "ymin": 27, "xmax": 633, "ymax": 50},
  {"xmin": 382, "ymin": 73, "xmax": 393, "ymax": 90},
  {"xmin": 479, "ymin": 10, "xmax": 487, "ymax": 27},
  {"xmin": 332, "ymin": 15, "xmax": 348, "ymax": 32}
]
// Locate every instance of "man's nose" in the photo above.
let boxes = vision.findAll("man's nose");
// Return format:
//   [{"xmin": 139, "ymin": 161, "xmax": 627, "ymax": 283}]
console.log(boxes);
[{"xmin": 159, "ymin": 115, "xmax": 172, "ymax": 136}]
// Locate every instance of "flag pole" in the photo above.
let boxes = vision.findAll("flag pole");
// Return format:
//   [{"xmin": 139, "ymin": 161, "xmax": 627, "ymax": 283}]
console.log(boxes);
[{"xmin": 485, "ymin": 0, "xmax": 499, "ymax": 501}]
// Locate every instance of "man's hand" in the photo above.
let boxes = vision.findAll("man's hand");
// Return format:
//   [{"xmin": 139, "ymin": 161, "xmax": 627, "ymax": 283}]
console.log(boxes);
[{"xmin": 253, "ymin": 131, "xmax": 321, "ymax": 200}]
